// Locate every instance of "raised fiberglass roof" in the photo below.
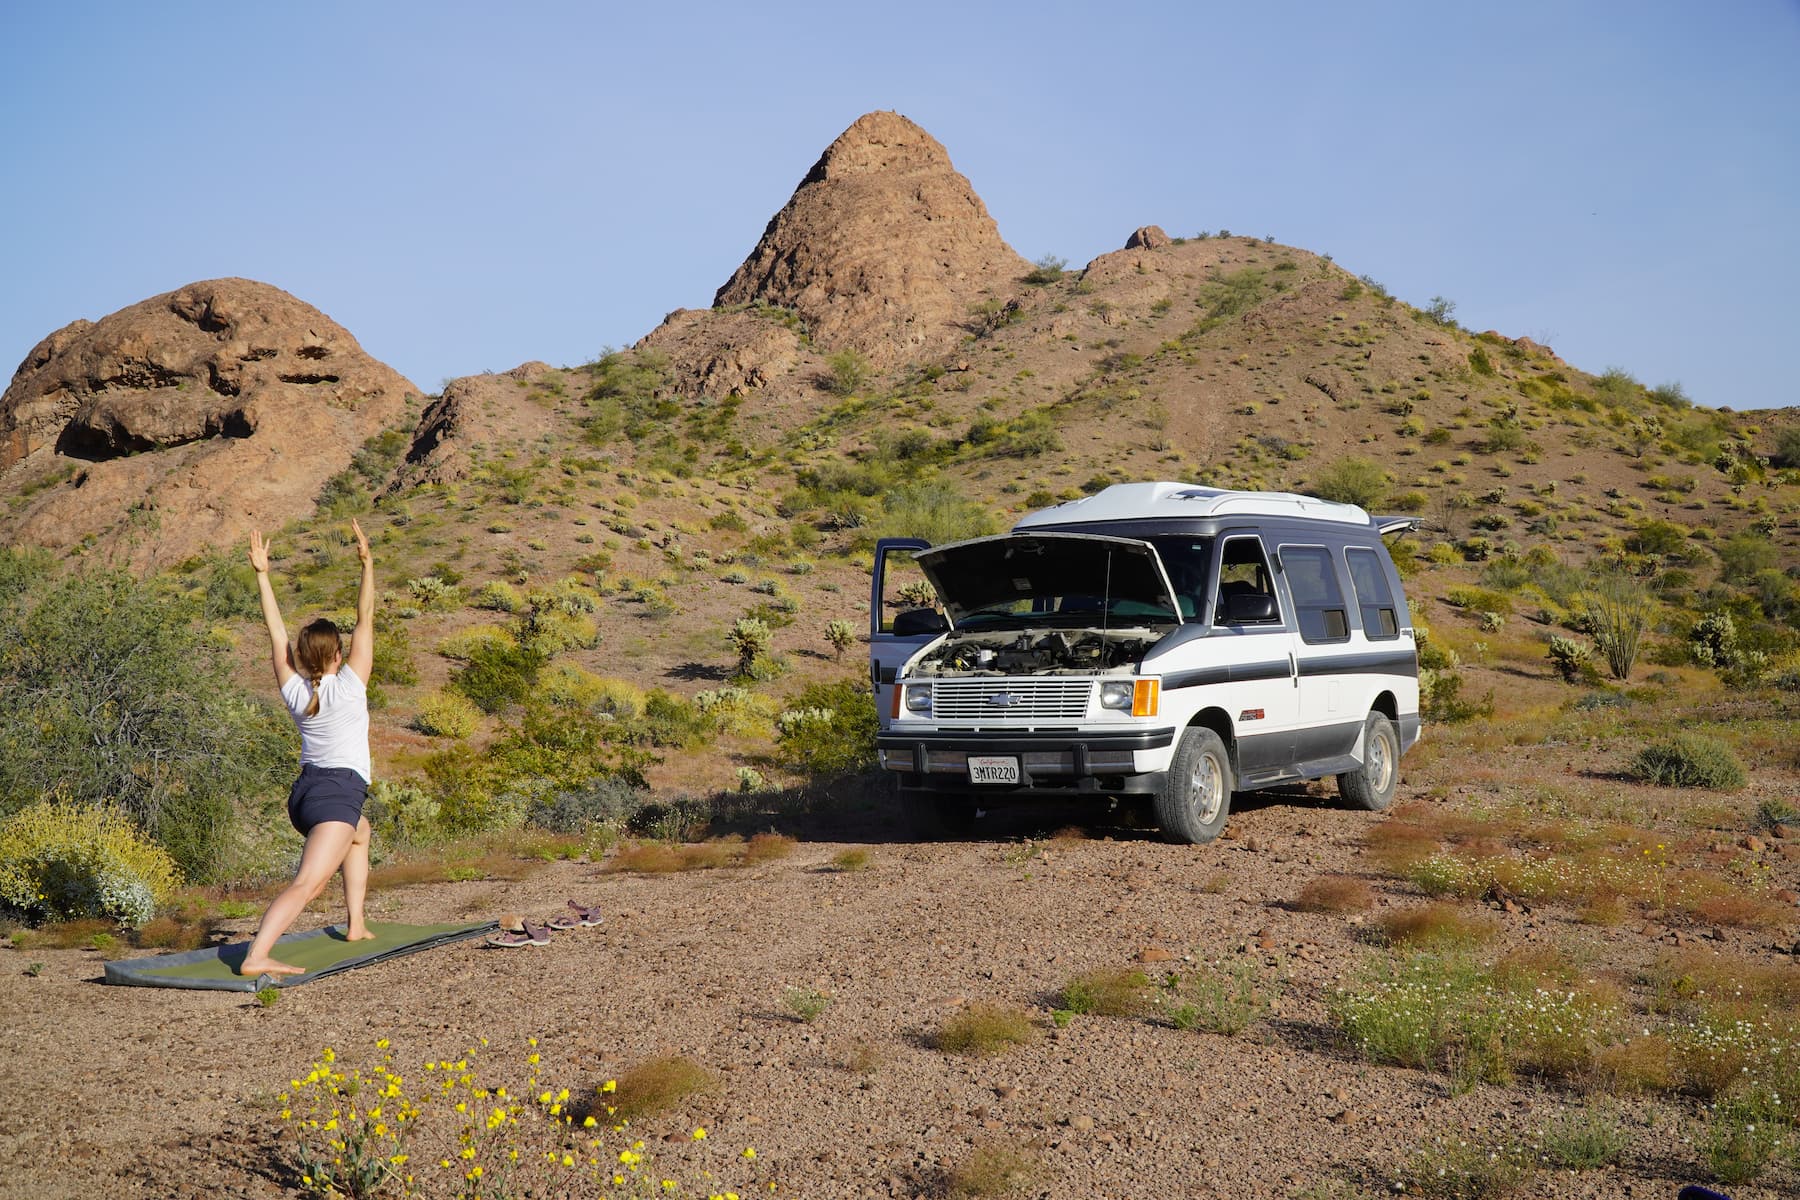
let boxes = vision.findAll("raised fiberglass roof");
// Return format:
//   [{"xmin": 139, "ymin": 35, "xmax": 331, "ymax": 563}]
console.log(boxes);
[{"xmin": 1013, "ymin": 482, "xmax": 1372, "ymax": 530}]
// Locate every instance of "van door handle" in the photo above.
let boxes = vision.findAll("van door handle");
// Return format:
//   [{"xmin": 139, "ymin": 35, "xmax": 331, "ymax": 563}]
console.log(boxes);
[{"xmin": 1289, "ymin": 653, "xmax": 1298, "ymax": 687}]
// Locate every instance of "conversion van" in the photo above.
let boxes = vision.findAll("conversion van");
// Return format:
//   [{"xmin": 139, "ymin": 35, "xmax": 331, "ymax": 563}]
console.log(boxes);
[{"xmin": 868, "ymin": 483, "xmax": 1420, "ymax": 843}]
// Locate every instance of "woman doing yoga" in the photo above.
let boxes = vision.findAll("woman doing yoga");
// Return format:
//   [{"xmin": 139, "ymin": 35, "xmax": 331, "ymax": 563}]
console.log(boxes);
[{"xmin": 238, "ymin": 520, "xmax": 378, "ymax": 978}]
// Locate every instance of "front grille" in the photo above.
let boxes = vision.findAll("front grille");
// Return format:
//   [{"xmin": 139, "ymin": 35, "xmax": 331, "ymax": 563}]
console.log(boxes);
[{"xmin": 930, "ymin": 679, "xmax": 1093, "ymax": 722}]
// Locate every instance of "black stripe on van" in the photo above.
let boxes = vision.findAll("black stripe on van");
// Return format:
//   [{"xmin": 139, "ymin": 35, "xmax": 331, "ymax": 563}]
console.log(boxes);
[{"xmin": 1295, "ymin": 648, "xmax": 1418, "ymax": 678}]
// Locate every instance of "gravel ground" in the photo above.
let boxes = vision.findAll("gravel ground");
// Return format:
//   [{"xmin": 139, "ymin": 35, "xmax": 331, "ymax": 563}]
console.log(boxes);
[{"xmin": 0, "ymin": 788, "xmax": 1784, "ymax": 1199}]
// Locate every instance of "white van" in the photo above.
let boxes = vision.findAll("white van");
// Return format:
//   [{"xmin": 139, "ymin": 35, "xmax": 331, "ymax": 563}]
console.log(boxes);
[{"xmin": 868, "ymin": 483, "xmax": 1420, "ymax": 843}]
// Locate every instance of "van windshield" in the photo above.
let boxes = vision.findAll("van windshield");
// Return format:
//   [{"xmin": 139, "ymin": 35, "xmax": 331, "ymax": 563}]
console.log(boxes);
[{"xmin": 1147, "ymin": 536, "xmax": 1215, "ymax": 623}]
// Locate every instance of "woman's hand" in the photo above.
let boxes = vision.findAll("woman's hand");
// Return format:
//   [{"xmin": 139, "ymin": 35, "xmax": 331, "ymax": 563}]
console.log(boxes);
[
  {"xmin": 351, "ymin": 519, "xmax": 372, "ymax": 565},
  {"xmin": 248, "ymin": 530, "xmax": 271, "ymax": 574}
]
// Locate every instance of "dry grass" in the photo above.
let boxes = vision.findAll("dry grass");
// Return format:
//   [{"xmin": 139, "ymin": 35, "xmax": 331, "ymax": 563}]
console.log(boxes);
[
  {"xmin": 608, "ymin": 1055, "xmax": 717, "ymax": 1120},
  {"xmin": 828, "ymin": 848, "xmax": 871, "ymax": 872},
  {"xmin": 367, "ymin": 851, "xmax": 534, "ymax": 892},
  {"xmin": 1588, "ymin": 1035, "xmax": 1677, "ymax": 1095},
  {"xmin": 843, "ymin": 1040, "xmax": 885, "ymax": 1074},
  {"xmin": 1058, "ymin": 966, "xmax": 1153, "ymax": 1017},
  {"xmin": 9, "ymin": 918, "xmax": 116, "ymax": 950},
  {"xmin": 1376, "ymin": 903, "xmax": 1497, "ymax": 948},
  {"xmin": 1294, "ymin": 875, "xmax": 1374, "ymax": 913},
  {"xmin": 1688, "ymin": 892, "xmax": 1793, "ymax": 930},
  {"xmin": 740, "ymin": 832, "xmax": 796, "ymax": 865},
  {"xmin": 604, "ymin": 839, "xmax": 739, "ymax": 874},
  {"xmin": 936, "ymin": 1003, "xmax": 1038, "ymax": 1057},
  {"xmin": 946, "ymin": 1139, "xmax": 1040, "ymax": 1198},
  {"xmin": 133, "ymin": 915, "xmax": 217, "ymax": 951}
]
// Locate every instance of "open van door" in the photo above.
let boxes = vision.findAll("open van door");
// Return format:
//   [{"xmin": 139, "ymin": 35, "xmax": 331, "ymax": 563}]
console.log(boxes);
[{"xmin": 869, "ymin": 537, "xmax": 945, "ymax": 731}]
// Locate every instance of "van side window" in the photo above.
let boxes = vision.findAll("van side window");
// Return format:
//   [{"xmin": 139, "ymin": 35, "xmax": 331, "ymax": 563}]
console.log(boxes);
[
  {"xmin": 1281, "ymin": 545, "xmax": 1350, "ymax": 643},
  {"xmin": 1214, "ymin": 537, "xmax": 1281, "ymax": 626},
  {"xmin": 1346, "ymin": 547, "xmax": 1400, "ymax": 640}
]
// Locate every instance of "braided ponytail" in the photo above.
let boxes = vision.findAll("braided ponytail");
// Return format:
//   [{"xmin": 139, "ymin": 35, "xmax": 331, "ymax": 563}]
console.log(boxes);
[{"xmin": 294, "ymin": 618, "xmax": 344, "ymax": 720}]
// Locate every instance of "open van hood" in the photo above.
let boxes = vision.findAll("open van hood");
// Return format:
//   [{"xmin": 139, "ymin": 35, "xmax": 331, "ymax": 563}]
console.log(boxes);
[{"xmin": 914, "ymin": 532, "xmax": 1180, "ymax": 627}]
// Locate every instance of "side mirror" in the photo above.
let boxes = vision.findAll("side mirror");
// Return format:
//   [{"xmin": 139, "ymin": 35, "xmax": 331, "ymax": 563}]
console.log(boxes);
[
  {"xmin": 1225, "ymin": 593, "xmax": 1277, "ymax": 624},
  {"xmin": 891, "ymin": 607, "xmax": 949, "ymax": 636}
]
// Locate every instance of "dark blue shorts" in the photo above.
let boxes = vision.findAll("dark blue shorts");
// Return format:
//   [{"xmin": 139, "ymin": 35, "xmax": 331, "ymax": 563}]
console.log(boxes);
[{"xmin": 287, "ymin": 764, "xmax": 368, "ymax": 837}]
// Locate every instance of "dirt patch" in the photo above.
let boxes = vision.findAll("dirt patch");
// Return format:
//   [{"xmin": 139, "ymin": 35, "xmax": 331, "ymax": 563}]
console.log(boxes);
[{"xmin": 2, "ymin": 783, "xmax": 1772, "ymax": 1198}]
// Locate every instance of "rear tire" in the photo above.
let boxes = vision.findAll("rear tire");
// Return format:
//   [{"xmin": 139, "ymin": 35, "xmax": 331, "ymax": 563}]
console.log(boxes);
[
  {"xmin": 1154, "ymin": 726, "xmax": 1233, "ymax": 844},
  {"xmin": 1337, "ymin": 712, "xmax": 1400, "ymax": 812}
]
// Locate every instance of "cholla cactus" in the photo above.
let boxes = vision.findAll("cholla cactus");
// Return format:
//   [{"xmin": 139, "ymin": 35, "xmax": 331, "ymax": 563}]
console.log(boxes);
[{"xmin": 825, "ymin": 619, "xmax": 857, "ymax": 659}]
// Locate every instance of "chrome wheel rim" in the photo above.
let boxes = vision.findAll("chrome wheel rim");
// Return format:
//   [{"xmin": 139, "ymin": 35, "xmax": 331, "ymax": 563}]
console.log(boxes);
[
  {"xmin": 1189, "ymin": 752, "xmax": 1223, "ymax": 824},
  {"xmin": 1368, "ymin": 727, "xmax": 1394, "ymax": 794}
]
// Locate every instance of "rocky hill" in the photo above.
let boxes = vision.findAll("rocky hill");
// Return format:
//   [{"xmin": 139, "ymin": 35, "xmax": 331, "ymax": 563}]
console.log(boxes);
[{"xmin": 0, "ymin": 277, "xmax": 418, "ymax": 566}]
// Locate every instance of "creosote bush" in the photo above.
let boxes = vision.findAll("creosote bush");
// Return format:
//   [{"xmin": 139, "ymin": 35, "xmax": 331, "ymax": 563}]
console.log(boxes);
[
  {"xmin": 1059, "ymin": 967, "xmax": 1153, "ymax": 1017},
  {"xmin": 1630, "ymin": 734, "xmax": 1746, "ymax": 790}
]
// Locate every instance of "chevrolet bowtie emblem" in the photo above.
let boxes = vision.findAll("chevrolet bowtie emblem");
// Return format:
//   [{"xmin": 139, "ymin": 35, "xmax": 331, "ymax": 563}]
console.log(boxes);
[{"xmin": 987, "ymin": 692, "xmax": 1018, "ymax": 707}]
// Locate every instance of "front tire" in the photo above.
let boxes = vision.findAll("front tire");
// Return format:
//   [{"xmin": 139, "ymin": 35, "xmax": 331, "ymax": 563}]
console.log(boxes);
[
  {"xmin": 1154, "ymin": 727, "xmax": 1233, "ymax": 844},
  {"xmin": 1337, "ymin": 712, "xmax": 1400, "ymax": 812}
]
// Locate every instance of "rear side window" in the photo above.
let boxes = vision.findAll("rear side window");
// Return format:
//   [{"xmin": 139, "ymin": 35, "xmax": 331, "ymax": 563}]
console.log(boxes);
[
  {"xmin": 1281, "ymin": 545, "xmax": 1349, "ymax": 643},
  {"xmin": 1346, "ymin": 547, "xmax": 1399, "ymax": 640}
]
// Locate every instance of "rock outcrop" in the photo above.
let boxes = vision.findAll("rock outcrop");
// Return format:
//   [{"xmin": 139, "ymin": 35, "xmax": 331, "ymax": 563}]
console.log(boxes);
[
  {"xmin": 711, "ymin": 111, "xmax": 1030, "ymax": 368},
  {"xmin": 0, "ymin": 278, "xmax": 418, "ymax": 565},
  {"xmin": 1124, "ymin": 225, "xmax": 1172, "ymax": 250},
  {"xmin": 385, "ymin": 362, "xmax": 561, "ymax": 494}
]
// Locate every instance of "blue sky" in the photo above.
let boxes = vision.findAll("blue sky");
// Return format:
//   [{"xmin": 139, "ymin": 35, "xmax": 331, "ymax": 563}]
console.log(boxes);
[{"xmin": 3, "ymin": 2, "xmax": 1796, "ymax": 407}]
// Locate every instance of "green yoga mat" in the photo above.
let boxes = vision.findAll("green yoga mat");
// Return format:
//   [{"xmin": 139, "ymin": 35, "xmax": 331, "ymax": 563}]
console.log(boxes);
[{"xmin": 104, "ymin": 920, "xmax": 497, "ymax": 992}]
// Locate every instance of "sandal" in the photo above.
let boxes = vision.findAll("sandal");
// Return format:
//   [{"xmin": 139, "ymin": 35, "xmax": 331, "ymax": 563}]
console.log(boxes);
[
  {"xmin": 545, "ymin": 914, "xmax": 578, "ymax": 932},
  {"xmin": 487, "ymin": 920, "xmax": 551, "ymax": 948},
  {"xmin": 565, "ymin": 899, "xmax": 604, "ymax": 927}
]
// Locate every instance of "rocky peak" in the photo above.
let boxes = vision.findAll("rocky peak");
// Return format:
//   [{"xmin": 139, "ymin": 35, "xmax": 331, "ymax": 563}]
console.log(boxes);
[{"xmin": 712, "ymin": 111, "xmax": 1030, "ymax": 367}]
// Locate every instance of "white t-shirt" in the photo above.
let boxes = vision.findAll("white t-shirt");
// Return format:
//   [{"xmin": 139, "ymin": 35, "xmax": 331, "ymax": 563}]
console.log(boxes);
[{"xmin": 280, "ymin": 665, "xmax": 372, "ymax": 783}]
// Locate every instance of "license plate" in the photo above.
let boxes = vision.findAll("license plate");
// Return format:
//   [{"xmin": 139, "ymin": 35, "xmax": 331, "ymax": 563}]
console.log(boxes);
[{"xmin": 967, "ymin": 755, "xmax": 1020, "ymax": 785}]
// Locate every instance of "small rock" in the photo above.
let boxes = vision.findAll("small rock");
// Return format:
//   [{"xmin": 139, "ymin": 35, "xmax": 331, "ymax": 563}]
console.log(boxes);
[
  {"xmin": 1331, "ymin": 1109, "xmax": 1356, "ymax": 1126},
  {"xmin": 1776, "ymin": 889, "xmax": 1799, "ymax": 905},
  {"xmin": 1137, "ymin": 947, "xmax": 1174, "ymax": 963},
  {"xmin": 1069, "ymin": 1114, "xmax": 1095, "ymax": 1132},
  {"xmin": 1774, "ymin": 824, "xmax": 1794, "ymax": 839},
  {"xmin": 1745, "ymin": 835, "xmax": 1766, "ymax": 853},
  {"xmin": 995, "ymin": 1086, "xmax": 1017, "ymax": 1100}
]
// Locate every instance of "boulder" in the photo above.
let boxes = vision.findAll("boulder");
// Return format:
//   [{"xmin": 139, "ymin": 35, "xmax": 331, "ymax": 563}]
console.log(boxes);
[{"xmin": 1124, "ymin": 225, "xmax": 1172, "ymax": 250}]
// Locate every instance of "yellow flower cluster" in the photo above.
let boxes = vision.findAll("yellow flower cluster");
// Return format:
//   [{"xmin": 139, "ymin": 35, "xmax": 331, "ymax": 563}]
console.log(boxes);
[{"xmin": 276, "ymin": 1036, "xmax": 768, "ymax": 1199}]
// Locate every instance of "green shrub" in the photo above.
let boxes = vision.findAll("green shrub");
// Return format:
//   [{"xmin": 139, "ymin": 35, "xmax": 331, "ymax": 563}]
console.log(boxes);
[
  {"xmin": 0, "ymin": 801, "xmax": 181, "ymax": 927},
  {"xmin": 727, "ymin": 616, "xmax": 772, "ymax": 678},
  {"xmin": 413, "ymin": 690, "xmax": 481, "ymax": 739},
  {"xmin": 525, "ymin": 776, "xmax": 648, "ymax": 833},
  {"xmin": 450, "ymin": 635, "xmax": 547, "ymax": 714},
  {"xmin": 822, "ymin": 348, "xmax": 870, "ymax": 397},
  {"xmin": 471, "ymin": 581, "xmax": 524, "ymax": 612},
  {"xmin": 1772, "ymin": 426, "xmax": 1800, "ymax": 469},
  {"xmin": 1309, "ymin": 457, "xmax": 1390, "ymax": 507},
  {"xmin": 1630, "ymin": 734, "xmax": 1746, "ymax": 790},
  {"xmin": 1546, "ymin": 636, "xmax": 1593, "ymax": 684},
  {"xmin": 870, "ymin": 480, "xmax": 997, "ymax": 544},
  {"xmin": 0, "ymin": 568, "xmax": 290, "ymax": 879},
  {"xmin": 775, "ymin": 679, "xmax": 878, "ymax": 776},
  {"xmin": 1022, "ymin": 254, "xmax": 1067, "ymax": 285},
  {"xmin": 362, "ymin": 779, "xmax": 440, "ymax": 843},
  {"xmin": 1060, "ymin": 967, "xmax": 1152, "ymax": 1017}
]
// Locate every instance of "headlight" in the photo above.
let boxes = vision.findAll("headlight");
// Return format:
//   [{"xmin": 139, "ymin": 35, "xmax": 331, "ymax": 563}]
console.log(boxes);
[
  {"xmin": 902, "ymin": 683, "xmax": 933, "ymax": 714},
  {"xmin": 1099, "ymin": 681, "xmax": 1135, "ymax": 710}
]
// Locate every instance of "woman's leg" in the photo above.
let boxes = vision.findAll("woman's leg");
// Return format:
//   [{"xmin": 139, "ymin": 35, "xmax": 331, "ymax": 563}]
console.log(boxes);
[
  {"xmin": 239, "ymin": 821, "xmax": 358, "ymax": 976},
  {"xmin": 340, "ymin": 816, "xmax": 375, "ymax": 941}
]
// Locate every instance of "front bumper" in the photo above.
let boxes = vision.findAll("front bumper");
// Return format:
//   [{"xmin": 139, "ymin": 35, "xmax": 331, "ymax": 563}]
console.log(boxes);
[{"xmin": 877, "ymin": 727, "xmax": 1178, "ymax": 796}]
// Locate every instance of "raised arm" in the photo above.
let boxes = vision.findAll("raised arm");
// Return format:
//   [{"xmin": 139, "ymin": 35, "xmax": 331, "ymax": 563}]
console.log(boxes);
[
  {"xmin": 347, "ymin": 518, "xmax": 375, "ymax": 683},
  {"xmin": 248, "ymin": 530, "xmax": 296, "ymax": 688}
]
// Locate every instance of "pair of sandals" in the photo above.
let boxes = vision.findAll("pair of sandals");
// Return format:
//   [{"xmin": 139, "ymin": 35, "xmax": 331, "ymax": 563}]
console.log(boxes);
[{"xmin": 487, "ymin": 899, "xmax": 603, "ymax": 948}]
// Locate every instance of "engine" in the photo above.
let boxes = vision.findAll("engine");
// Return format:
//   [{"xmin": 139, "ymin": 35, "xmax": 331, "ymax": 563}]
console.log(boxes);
[{"xmin": 911, "ymin": 628, "xmax": 1157, "ymax": 677}]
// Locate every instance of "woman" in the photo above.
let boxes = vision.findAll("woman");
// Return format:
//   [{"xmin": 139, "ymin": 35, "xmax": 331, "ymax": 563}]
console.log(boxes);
[{"xmin": 239, "ymin": 520, "xmax": 379, "ymax": 978}]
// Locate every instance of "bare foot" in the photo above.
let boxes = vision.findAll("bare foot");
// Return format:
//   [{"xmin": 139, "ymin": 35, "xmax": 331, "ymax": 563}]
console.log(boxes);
[
  {"xmin": 238, "ymin": 957, "xmax": 305, "ymax": 978},
  {"xmin": 343, "ymin": 927, "xmax": 378, "ymax": 942}
]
